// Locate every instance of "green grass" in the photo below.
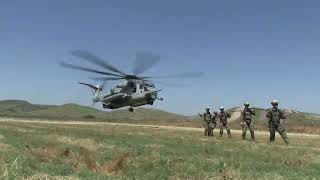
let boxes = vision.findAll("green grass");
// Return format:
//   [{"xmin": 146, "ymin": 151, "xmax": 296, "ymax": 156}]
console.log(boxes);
[{"xmin": 0, "ymin": 121, "xmax": 319, "ymax": 179}]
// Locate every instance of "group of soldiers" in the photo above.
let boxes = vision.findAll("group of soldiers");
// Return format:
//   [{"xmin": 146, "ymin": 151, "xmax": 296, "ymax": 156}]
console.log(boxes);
[
  {"xmin": 199, "ymin": 107, "xmax": 232, "ymax": 138},
  {"xmin": 199, "ymin": 100, "xmax": 289, "ymax": 144}
]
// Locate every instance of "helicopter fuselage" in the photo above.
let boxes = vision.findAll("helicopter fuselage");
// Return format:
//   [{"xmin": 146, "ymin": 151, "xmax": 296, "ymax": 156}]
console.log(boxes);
[
  {"xmin": 99, "ymin": 80, "xmax": 161, "ymax": 110},
  {"xmin": 61, "ymin": 49, "xmax": 199, "ymax": 112}
]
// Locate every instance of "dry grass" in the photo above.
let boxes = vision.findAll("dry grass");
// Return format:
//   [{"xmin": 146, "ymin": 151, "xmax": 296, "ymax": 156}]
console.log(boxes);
[
  {"xmin": 0, "ymin": 134, "xmax": 13, "ymax": 152},
  {"xmin": 99, "ymin": 152, "xmax": 129, "ymax": 175},
  {"xmin": 0, "ymin": 143, "xmax": 12, "ymax": 152},
  {"xmin": 55, "ymin": 135, "xmax": 104, "ymax": 151},
  {"xmin": 0, "ymin": 121, "xmax": 319, "ymax": 179},
  {"xmin": 218, "ymin": 168, "xmax": 241, "ymax": 180},
  {"xmin": 25, "ymin": 143, "xmax": 129, "ymax": 176},
  {"xmin": 145, "ymin": 144, "xmax": 165, "ymax": 149},
  {"xmin": 286, "ymin": 125, "xmax": 320, "ymax": 134},
  {"xmin": 28, "ymin": 173, "xmax": 79, "ymax": 180}
]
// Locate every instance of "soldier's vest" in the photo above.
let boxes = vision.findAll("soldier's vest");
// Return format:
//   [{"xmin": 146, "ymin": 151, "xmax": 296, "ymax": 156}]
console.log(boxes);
[
  {"xmin": 212, "ymin": 114, "xmax": 218, "ymax": 123},
  {"xmin": 203, "ymin": 112, "xmax": 212, "ymax": 122},
  {"xmin": 269, "ymin": 109, "xmax": 283, "ymax": 124},
  {"xmin": 219, "ymin": 112, "xmax": 229, "ymax": 124},
  {"xmin": 243, "ymin": 109, "xmax": 253, "ymax": 122}
]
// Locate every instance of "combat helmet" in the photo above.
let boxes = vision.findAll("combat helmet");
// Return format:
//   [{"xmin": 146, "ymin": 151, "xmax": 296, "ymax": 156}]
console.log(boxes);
[{"xmin": 271, "ymin": 100, "xmax": 279, "ymax": 105}]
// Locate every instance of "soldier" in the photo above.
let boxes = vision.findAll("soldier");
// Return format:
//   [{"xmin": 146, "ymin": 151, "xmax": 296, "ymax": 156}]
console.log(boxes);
[
  {"xmin": 241, "ymin": 102, "xmax": 256, "ymax": 140},
  {"xmin": 211, "ymin": 111, "xmax": 218, "ymax": 136},
  {"xmin": 218, "ymin": 107, "xmax": 232, "ymax": 138},
  {"xmin": 198, "ymin": 107, "xmax": 213, "ymax": 136},
  {"xmin": 266, "ymin": 100, "xmax": 289, "ymax": 144}
]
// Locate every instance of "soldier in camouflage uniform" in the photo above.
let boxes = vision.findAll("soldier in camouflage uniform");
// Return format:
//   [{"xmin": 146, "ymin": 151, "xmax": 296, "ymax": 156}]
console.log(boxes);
[
  {"xmin": 218, "ymin": 107, "xmax": 232, "ymax": 138},
  {"xmin": 266, "ymin": 100, "xmax": 289, "ymax": 144},
  {"xmin": 211, "ymin": 111, "xmax": 218, "ymax": 136},
  {"xmin": 241, "ymin": 102, "xmax": 256, "ymax": 140},
  {"xmin": 199, "ymin": 107, "xmax": 213, "ymax": 136}
]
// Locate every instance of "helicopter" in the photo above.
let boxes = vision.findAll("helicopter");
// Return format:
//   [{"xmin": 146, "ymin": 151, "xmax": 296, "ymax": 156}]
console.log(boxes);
[{"xmin": 60, "ymin": 50, "xmax": 202, "ymax": 112}]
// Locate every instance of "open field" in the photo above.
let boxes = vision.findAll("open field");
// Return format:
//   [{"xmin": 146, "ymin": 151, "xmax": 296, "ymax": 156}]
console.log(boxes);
[
  {"xmin": 0, "ymin": 118, "xmax": 319, "ymax": 179},
  {"xmin": 1, "ymin": 100, "xmax": 320, "ymax": 135}
]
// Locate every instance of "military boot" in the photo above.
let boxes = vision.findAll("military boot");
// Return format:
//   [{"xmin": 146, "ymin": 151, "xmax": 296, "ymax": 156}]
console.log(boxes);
[
  {"xmin": 209, "ymin": 131, "xmax": 213, "ymax": 137},
  {"xmin": 242, "ymin": 134, "xmax": 246, "ymax": 140},
  {"xmin": 208, "ymin": 127, "xmax": 212, "ymax": 137},
  {"xmin": 227, "ymin": 130, "xmax": 231, "ymax": 138},
  {"xmin": 251, "ymin": 131, "xmax": 255, "ymax": 141},
  {"xmin": 219, "ymin": 130, "xmax": 223, "ymax": 137}
]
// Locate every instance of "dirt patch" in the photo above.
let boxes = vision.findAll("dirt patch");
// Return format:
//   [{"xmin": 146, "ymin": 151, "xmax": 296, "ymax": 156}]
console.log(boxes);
[
  {"xmin": 229, "ymin": 108, "xmax": 242, "ymax": 122},
  {"xmin": 127, "ymin": 132, "xmax": 146, "ymax": 135}
]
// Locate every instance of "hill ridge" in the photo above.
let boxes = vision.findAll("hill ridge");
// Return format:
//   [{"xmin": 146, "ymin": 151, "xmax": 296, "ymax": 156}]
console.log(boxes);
[
  {"xmin": 0, "ymin": 99, "xmax": 187, "ymax": 121},
  {"xmin": 1, "ymin": 100, "xmax": 320, "ymax": 125}
]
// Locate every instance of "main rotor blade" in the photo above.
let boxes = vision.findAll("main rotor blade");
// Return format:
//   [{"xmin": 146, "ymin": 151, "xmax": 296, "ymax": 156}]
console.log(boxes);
[
  {"xmin": 151, "ymin": 80, "xmax": 188, "ymax": 88},
  {"xmin": 78, "ymin": 82, "xmax": 98, "ymax": 90},
  {"xmin": 60, "ymin": 62, "xmax": 124, "ymax": 77},
  {"xmin": 133, "ymin": 51, "xmax": 161, "ymax": 75},
  {"xmin": 70, "ymin": 50, "xmax": 127, "ymax": 76},
  {"xmin": 89, "ymin": 77, "xmax": 125, "ymax": 81},
  {"xmin": 143, "ymin": 72, "xmax": 204, "ymax": 79}
]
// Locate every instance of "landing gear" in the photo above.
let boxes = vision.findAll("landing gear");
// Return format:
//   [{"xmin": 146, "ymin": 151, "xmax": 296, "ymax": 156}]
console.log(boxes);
[
  {"xmin": 129, "ymin": 107, "xmax": 134, "ymax": 112},
  {"xmin": 149, "ymin": 99, "xmax": 154, "ymax": 105}
]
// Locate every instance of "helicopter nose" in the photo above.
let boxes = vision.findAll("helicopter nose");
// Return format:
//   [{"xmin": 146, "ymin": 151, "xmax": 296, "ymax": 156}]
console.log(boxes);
[{"xmin": 151, "ymin": 92, "xmax": 158, "ymax": 99}]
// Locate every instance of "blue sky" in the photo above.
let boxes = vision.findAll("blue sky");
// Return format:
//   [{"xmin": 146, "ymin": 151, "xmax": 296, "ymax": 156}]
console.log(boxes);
[{"xmin": 1, "ymin": 0, "xmax": 320, "ymax": 115}]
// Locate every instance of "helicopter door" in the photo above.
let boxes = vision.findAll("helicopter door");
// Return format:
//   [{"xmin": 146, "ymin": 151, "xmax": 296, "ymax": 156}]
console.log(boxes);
[
  {"xmin": 132, "ymin": 83, "xmax": 145, "ymax": 99},
  {"xmin": 139, "ymin": 84, "xmax": 143, "ymax": 93}
]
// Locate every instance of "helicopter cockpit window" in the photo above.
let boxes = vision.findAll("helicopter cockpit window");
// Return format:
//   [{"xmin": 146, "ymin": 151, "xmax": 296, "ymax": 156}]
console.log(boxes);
[
  {"xmin": 139, "ymin": 84, "xmax": 143, "ymax": 89},
  {"xmin": 145, "ymin": 83, "xmax": 155, "ymax": 88}
]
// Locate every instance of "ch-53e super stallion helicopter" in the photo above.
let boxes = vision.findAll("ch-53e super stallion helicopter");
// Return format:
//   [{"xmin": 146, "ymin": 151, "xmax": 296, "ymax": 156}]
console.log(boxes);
[{"xmin": 60, "ymin": 50, "xmax": 202, "ymax": 112}]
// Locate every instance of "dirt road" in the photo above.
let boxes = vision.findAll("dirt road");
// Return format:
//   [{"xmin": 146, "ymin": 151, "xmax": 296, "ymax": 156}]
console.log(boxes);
[{"xmin": 0, "ymin": 117, "xmax": 319, "ymax": 138}]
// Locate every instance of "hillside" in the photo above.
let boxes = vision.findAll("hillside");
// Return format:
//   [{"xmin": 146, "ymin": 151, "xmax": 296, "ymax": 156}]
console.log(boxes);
[
  {"xmin": 0, "ymin": 100, "xmax": 55, "ymax": 115},
  {"xmin": 0, "ymin": 100, "xmax": 187, "ymax": 121},
  {"xmin": 1, "ymin": 100, "xmax": 320, "ymax": 129}
]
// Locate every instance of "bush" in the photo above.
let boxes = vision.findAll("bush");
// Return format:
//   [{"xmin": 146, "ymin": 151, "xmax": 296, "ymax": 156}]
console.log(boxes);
[{"xmin": 83, "ymin": 115, "xmax": 95, "ymax": 119}]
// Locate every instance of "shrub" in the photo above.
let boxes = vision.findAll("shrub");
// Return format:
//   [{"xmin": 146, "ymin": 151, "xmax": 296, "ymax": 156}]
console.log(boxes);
[{"xmin": 83, "ymin": 115, "xmax": 95, "ymax": 119}]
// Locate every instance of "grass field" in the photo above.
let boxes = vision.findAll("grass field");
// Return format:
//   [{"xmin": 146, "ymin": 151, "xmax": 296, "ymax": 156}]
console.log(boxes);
[
  {"xmin": 1, "ymin": 100, "xmax": 320, "ymax": 136},
  {"xmin": 0, "ymin": 119, "xmax": 319, "ymax": 180}
]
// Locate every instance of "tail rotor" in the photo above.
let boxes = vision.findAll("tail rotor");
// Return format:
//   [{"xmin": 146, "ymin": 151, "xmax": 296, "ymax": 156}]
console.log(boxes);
[{"xmin": 78, "ymin": 81, "xmax": 106, "ymax": 106}]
